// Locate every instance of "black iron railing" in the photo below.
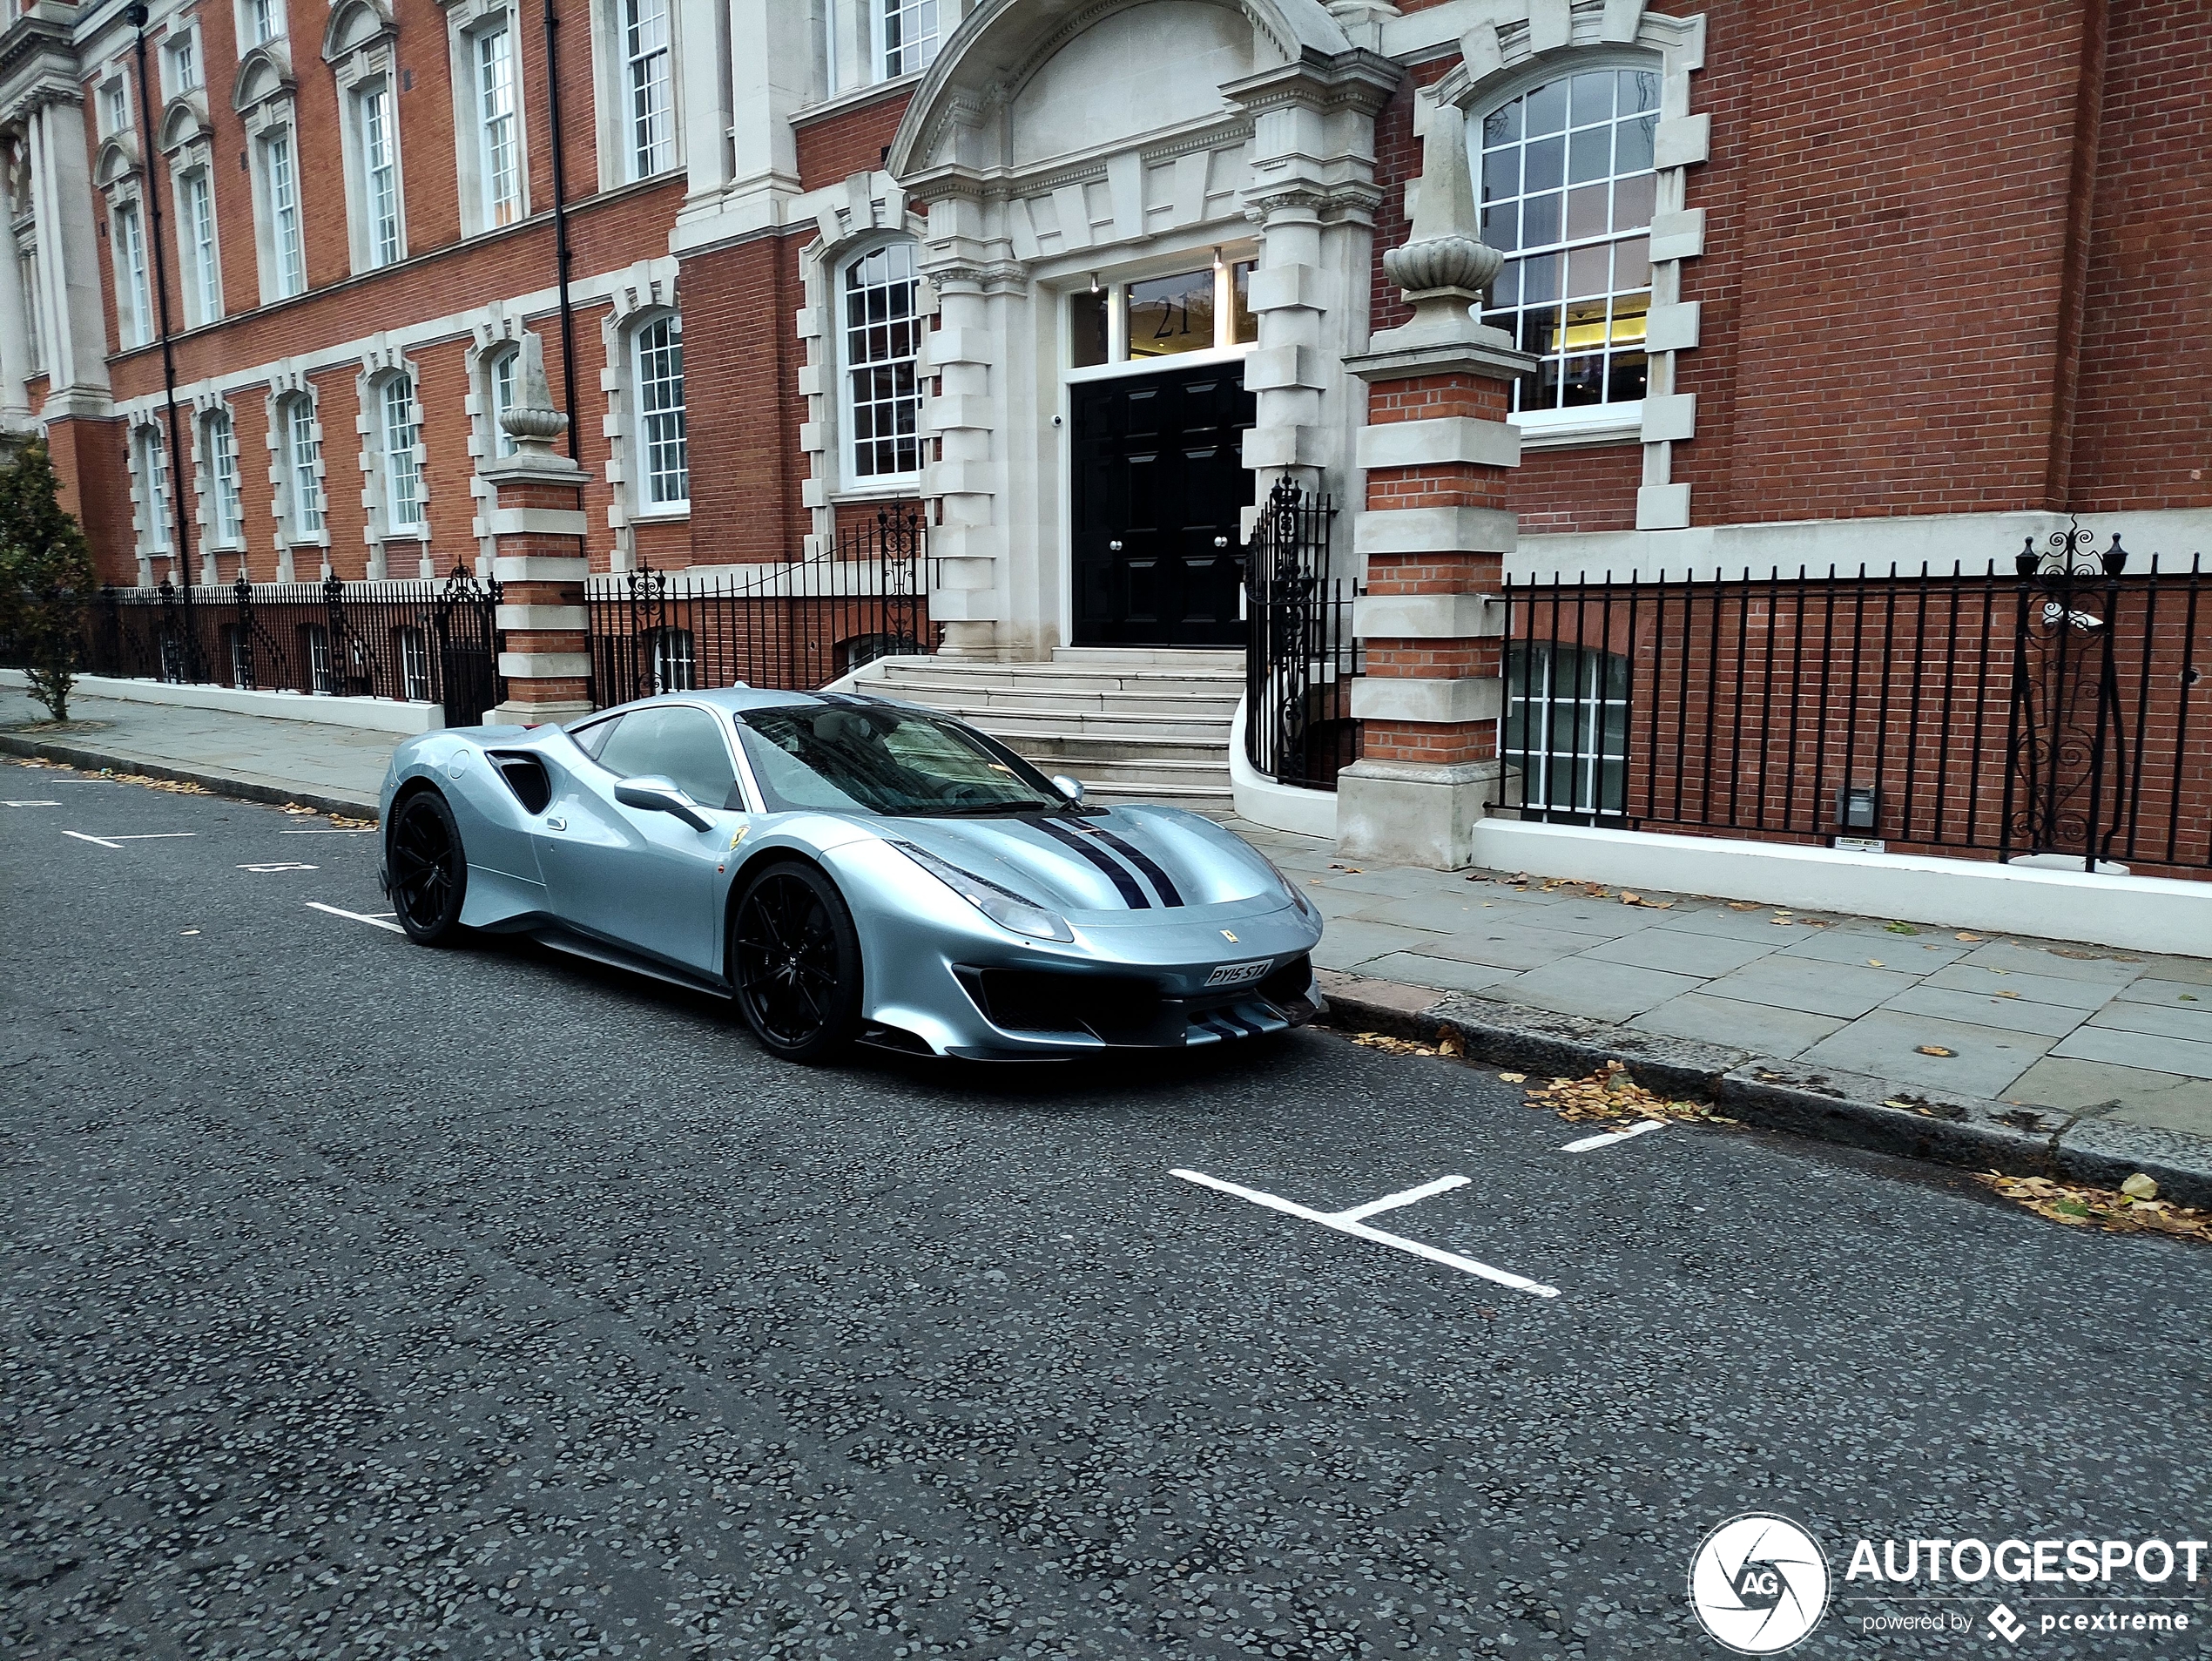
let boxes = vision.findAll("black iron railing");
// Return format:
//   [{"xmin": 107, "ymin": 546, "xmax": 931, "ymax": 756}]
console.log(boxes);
[
  {"xmin": 1244, "ymin": 477, "xmax": 1359, "ymax": 790},
  {"xmin": 584, "ymin": 506, "xmax": 933, "ymax": 706},
  {"xmin": 1503, "ymin": 548, "xmax": 2211, "ymax": 878},
  {"xmin": 17, "ymin": 569, "xmax": 508, "ymax": 726}
]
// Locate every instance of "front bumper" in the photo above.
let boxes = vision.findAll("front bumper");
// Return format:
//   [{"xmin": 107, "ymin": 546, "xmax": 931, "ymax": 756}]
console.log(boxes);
[{"xmin": 933, "ymin": 953, "xmax": 1324, "ymax": 1059}]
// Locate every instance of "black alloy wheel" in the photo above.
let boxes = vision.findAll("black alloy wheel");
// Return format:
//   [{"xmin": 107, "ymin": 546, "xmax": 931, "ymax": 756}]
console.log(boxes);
[
  {"xmin": 388, "ymin": 789, "xmax": 469, "ymax": 944},
  {"xmin": 731, "ymin": 861, "xmax": 863, "ymax": 1063}
]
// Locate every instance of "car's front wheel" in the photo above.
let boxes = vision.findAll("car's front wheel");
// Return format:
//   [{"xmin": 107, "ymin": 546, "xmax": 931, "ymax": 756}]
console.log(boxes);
[
  {"xmin": 388, "ymin": 788, "xmax": 468, "ymax": 944},
  {"xmin": 731, "ymin": 861, "xmax": 863, "ymax": 1063}
]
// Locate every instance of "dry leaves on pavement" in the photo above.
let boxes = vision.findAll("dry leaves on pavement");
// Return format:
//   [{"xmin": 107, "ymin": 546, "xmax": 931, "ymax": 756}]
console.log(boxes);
[
  {"xmin": 1522, "ymin": 1060, "xmax": 1736, "ymax": 1127},
  {"xmin": 1976, "ymin": 1171, "xmax": 2209, "ymax": 1243},
  {"xmin": 102, "ymin": 771, "xmax": 208, "ymax": 794}
]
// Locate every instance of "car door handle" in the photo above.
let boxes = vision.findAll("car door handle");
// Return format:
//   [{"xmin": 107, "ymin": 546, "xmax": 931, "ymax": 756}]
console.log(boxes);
[{"xmin": 545, "ymin": 815, "xmax": 567, "ymax": 831}]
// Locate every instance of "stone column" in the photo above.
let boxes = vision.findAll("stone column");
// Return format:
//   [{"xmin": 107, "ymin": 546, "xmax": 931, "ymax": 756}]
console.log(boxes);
[
  {"xmin": 484, "ymin": 334, "xmax": 594, "ymax": 725},
  {"xmin": 1336, "ymin": 98, "xmax": 1532, "ymax": 868},
  {"xmin": 917, "ymin": 255, "xmax": 1005, "ymax": 658}
]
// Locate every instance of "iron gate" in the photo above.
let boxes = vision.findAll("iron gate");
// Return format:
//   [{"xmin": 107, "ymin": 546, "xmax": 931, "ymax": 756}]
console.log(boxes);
[{"xmin": 1244, "ymin": 477, "xmax": 1359, "ymax": 790}]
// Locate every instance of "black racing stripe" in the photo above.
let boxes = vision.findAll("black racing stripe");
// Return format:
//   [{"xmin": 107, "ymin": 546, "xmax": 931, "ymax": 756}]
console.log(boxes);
[
  {"xmin": 1089, "ymin": 827, "xmax": 1184, "ymax": 908},
  {"xmin": 1034, "ymin": 819, "xmax": 1150, "ymax": 908}
]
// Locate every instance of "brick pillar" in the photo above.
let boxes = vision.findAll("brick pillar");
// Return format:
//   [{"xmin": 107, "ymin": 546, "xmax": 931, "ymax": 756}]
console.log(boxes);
[
  {"xmin": 1336, "ymin": 96, "xmax": 1534, "ymax": 868},
  {"xmin": 482, "ymin": 334, "xmax": 593, "ymax": 725}
]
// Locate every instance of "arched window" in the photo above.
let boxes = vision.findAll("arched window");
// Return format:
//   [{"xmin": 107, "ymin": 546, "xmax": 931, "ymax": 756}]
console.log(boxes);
[
  {"xmin": 842, "ymin": 240, "xmax": 921, "ymax": 482},
  {"xmin": 1476, "ymin": 66, "xmax": 1660, "ymax": 421},
  {"xmin": 631, "ymin": 314, "xmax": 688, "ymax": 509},
  {"xmin": 202, "ymin": 408, "xmax": 243, "ymax": 544},
  {"xmin": 378, "ymin": 372, "xmax": 423, "ymax": 532}
]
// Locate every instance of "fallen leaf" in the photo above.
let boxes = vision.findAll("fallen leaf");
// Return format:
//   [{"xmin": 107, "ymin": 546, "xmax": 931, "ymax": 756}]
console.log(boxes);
[
  {"xmin": 1956, "ymin": 932, "xmax": 1984, "ymax": 942},
  {"xmin": 1867, "ymin": 959, "xmax": 1885, "ymax": 968},
  {"xmin": 1437, "ymin": 1027, "xmax": 1467, "ymax": 1058},
  {"xmin": 1916, "ymin": 1045, "xmax": 1957, "ymax": 1057},
  {"xmin": 1885, "ymin": 921, "xmax": 1919, "ymax": 935},
  {"xmin": 1727, "ymin": 901, "xmax": 1761, "ymax": 912},
  {"xmin": 1499, "ymin": 1071, "xmax": 1527, "ymax": 1084},
  {"xmin": 2182, "ymin": 995, "xmax": 2199, "ymax": 1003},
  {"xmin": 1995, "ymin": 990, "xmax": 2020, "ymax": 999},
  {"xmin": 1882, "ymin": 1098, "xmax": 1913, "ymax": 1109},
  {"xmin": 2121, "ymin": 1173, "xmax": 2159, "ymax": 1200}
]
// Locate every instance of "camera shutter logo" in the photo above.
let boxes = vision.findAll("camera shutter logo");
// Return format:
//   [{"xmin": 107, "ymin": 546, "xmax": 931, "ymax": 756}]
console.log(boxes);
[{"xmin": 1688, "ymin": 1514, "xmax": 1831, "ymax": 1654}]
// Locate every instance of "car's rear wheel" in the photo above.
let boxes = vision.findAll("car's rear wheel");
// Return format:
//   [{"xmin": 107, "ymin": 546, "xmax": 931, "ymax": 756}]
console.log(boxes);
[
  {"xmin": 732, "ymin": 861, "xmax": 862, "ymax": 1063},
  {"xmin": 389, "ymin": 789, "xmax": 468, "ymax": 944}
]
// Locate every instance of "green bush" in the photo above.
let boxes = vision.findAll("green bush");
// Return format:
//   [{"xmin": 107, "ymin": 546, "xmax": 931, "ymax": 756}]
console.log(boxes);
[{"xmin": 0, "ymin": 440, "xmax": 96, "ymax": 722}]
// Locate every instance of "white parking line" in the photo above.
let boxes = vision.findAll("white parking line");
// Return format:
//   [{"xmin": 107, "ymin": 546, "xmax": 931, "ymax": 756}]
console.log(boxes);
[
  {"xmin": 239, "ymin": 862, "xmax": 319, "ymax": 873},
  {"xmin": 280, "ymin": 827, "xmax": 376, "ymax": 834},
  {"xmin": 306, "ymin": 901, "xmax": 405, "ymax": 935},
  {"xmin": 1562, "ymin": 1120, "xmax": 1669, "ymax": 1154},
  {"xmin": 1170, "ymin": 1167, "xmax": 1560, "ymax": 1299},
  {"xmin": 3, "ymin": 800, "xmax": 60, "ymax": 807},
  {"xmin": 62, "ymin": 830, "xmax": 199, "ymax": 848}
]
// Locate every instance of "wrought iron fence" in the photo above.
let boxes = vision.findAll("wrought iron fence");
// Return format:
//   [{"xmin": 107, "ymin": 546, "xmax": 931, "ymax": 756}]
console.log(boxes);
[
  {"xmin": 584, "ymin": 506, "xmax": 933, "ymax": 706},
  {"xmin": 12, "ymin": 569, "xmax": 507, "ymax": 726},
  {"xmin": 1244, "ymin": 477, "xmax": 1359, "ymax": 790},
  {"xmin": 1503, "ymin": 544, "xmax": 2211, "ymax": 877}
]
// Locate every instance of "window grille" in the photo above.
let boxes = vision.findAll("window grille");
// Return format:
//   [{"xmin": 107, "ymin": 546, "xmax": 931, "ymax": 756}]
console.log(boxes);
[
  {"xmin": 117, "ymin": 203, "xmax": 151, "ymax": 347},
  {"xmin": 359, "ymin": 83, "xmax": 401, "ymax": 267},
  {"xmin": 206, "ymin": 409, "xmax": 243, "ymax": 544},
  {"xmin": 381, "ymin": 375, "xmax": 422, "ymax": 530},
  {"xmin": 184, "ymin": 171, "xmax": 219, "ymax": 322},
  {"xmin": 634, "ymin": 315, "xmax": 688, "ymax": 507},
  {"xmin": 624, "ymin": 0, "xmax": 673, "ymax": 179},
  {"xmin": 880, "ymin": 0, "xmax": 938, "ymax": 79},
  {"xmin": 476, "ymin": 26, "xmax": 521, "ymax": 227},
  {"xmin": 843, "ymin": 242, "xmax": 920, "ymax": 479},
  {"xmin": 1502, "ymin": 642, "xmax": 1630, "ymax": 820},
  {"xmin": 263, "ymin": 130, "xmax": 306, "ymax": 296},
  {"xmin": 286, "ymin": 395, "xmax": 324, "ymax": 537}
]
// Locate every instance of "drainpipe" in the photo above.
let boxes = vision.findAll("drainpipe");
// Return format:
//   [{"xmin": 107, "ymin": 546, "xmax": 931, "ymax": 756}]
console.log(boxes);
[
  {"xmin": 540, "ymin": 0, "xmax": 579, "ymax": 461},
  {"xmin": 125, "ymin": 3, "xmax": 199, "ymax": 656}
]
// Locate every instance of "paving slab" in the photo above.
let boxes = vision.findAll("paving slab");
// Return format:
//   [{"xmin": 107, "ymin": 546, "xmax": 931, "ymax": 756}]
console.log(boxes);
[
  {"xmin": 1487, "ymin": 957, "xmax": 1706, "ymax": 1023},
  {"xmin": 1629, "ymin": 991, "xmax": 1845, "ymax": 1060},
  {"xmin": 2006, "ymin": 1056, "xmax": 2212, "ymax": 1121},
  {"xmin": 2124, "ymin": 955, "xmax": 2212, "ymax": 989},
  {"xmin": 1953, "ymin": 939, "xmax": 2148, "ymax": 984},
  {"xmin": 1919, "ymin": 962, "xmax": 2126, "ymax": 1013},
  {"xmin": 1311, "ymin": 917, "xmax": 1447, "ymax": 972},
  {"xmin": 1795, "ymin": 1009, "xmax": 2055, "ymax": 1099},
  {"xmin": 1353, "ymin": 951, "xmax": 1521, "ymax": 997},
  {"xmin": 1379, "ymin": 921, "xmax": 1615, "ymax": 973},
  {"xmin": 2083, "ymin": 999, "xmax": 2212, "ymax": 1045},
  {"xmin": 1651, "ymin": 904, "xmax": 1821, "ymax": 944},
  {"xmin": 2114, "ymin": 977, "xmax": 2212, "ymax": 1008},
  {"xmin": 2050, "ymin": 1024, "xmax": 2212, "ymax": 1082},
  {"xmin": 1778, "ymin": 929, "xmax": 1971, "ymax": 969},
  {"xmin": 1577, "ymin": 927, "xmax": 1782, "ymax": 978},
  {"xmin": 1878, "ymin": 983, "xmax": 2090, "ymax": 1039},
  {"xmin": 1699, "ymin": 954, "xmax": 1923, "ymax": 1020}
]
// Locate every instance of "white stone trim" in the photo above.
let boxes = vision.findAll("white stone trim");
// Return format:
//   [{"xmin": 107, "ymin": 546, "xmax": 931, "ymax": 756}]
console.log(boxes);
[
  {"xmin": 1356, "ymin": 414, "xmax": 1521, "ymax": 470},
  {"xmin": 492, "ymin": 553, "xmax": 592, "ymax": 580},
  {"xmin": 498, "ymin": 649, "xmax": 592, "ymax": 677},
  {"xmin": 185, "ymin": 387, "xmax": 243, "ymax": 580},
  {"xmin": 1353, "ymin": 591, "xmax": 1507, "ymax": 639},
  {"xmin": 261, "ymin": 361, "xmax": 329, "ymax": 580},
  {"xmin": 1430, "ymin": 0, "xmax": 1708, "ymax": 531},
  {"xmin": 495, "ymin": 603, "xmax": 588, "ymax": 629},
  {"xmin": 354, "ymin": 339, "xmax": 428, "ymax": 576},
  {"xmin": 1353, "ymin": 504, "xmax": 1518, "ymax": 557},
  {"xmin": 597, "ymin": 255, "xmax": 682, "ymax": 565},
  {"xmin": 1350, "ymin": 675, "xmax": 1505, "ymax": 723}
]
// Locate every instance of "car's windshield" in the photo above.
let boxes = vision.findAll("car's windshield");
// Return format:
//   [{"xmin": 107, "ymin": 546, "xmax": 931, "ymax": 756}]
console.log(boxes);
[{"xmin": 736, "ymin": 702, "xmax": 1067, "ymax": 817}]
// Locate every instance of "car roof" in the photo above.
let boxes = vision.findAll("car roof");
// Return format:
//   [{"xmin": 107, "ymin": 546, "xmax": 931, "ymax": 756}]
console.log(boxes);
[{"xmin": 579, "ymin": 686, "xmax": 912, "ymax": 720}]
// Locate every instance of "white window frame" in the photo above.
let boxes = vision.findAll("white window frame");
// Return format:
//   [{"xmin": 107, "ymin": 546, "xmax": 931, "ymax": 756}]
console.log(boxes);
[
  {"xmin": 838, "ymin": 240, "xmax": 925, "ymax": 488},
  {"xmin": 631, "ymin": 312, "xmax": 688, "ymax": 514},
  {"xmin": 136, "ymin": 423, "xmax": 173, "ymax": 555},
  {"xmin": 1061, "ymin": 256, "xmax": 1260, "ymax": 383},
  {"xmin": 650, "ymin": 626, "xmax": 696, "ymax": 693},
  {"xmin": 163, "ymin": 28, "xmax": 202, "ymax": 98},
  {"xmin": 397, "ymin": 625, "xmax": 432, "ymax": 700},
  {"xmin": 103, "ymin": 76, "xmax": 131, "ymax": 137},
  {"xmin": 378, "ymin": 372, "xmax": 426, "ymax": 534},
  {"xmin": 202, "ymin": 407, "xmax": 244, "ymax": 546},
  {"xmin": 1502, "ymin": 641, "xmax": 1630, "ymax": 822},
  {"xmin": 619, "ymin": 0, "xmax": 674, "ymax": 180},
  {"xmin": 874, "ymin": 0, "xmax": 940, "ymax": 82},
  {"xmin": 17, "ymin": 243, "xmax": 42, "ymax": 377},
  {"xmin": 487, "ymin": 341, "xmax": 520, "ymax": 456},
  {"xmin": 113, "ymin": 199, "xmax": 152, "ymax": 348},
  {"xmin": 474, "ymin": 20, "xmax": 523, "ymax": 229},
  {"xmin": 253, "ymin": 124, "xmax": 307, "ymax": 300},
  {"xmin": 354, "ymin": 78, "xmax": 404, "ymax": 268},
  {"xmin": 240, "ymin": 0, "xmax": 285, "ymax": 47},
  {"xmin": 179, "ymin": 165, "xmax": 221, "ymax": 326},
  {"xmin": 281, "ymin": 390, "xmax": 325, "ymax": 541}
]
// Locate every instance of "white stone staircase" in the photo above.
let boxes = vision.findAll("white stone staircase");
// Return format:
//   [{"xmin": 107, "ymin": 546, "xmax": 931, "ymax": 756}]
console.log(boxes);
[{"xmin": 847, "ymin": 647, "xmax": 1245, "ymax": 811}]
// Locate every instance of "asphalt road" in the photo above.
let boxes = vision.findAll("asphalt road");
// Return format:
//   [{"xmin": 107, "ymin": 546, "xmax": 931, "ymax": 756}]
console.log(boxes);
[{"xmin": 3, "ymin": 765, "xmax": 2207, "ymax": 1661}]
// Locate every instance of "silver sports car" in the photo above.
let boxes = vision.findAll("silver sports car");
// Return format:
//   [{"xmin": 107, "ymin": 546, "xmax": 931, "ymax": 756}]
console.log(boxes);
[{"xmin": 377, "ymin": 688, "xmax": 1325, "ymax": 1061}]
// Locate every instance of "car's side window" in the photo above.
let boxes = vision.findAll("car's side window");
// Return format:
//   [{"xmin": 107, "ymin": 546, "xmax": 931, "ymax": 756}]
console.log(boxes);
[
  {"xmin": 570, "ymin": 716, "xmax": 621, "ymax": 760},
  {"xmin": 597, "ymin": 706, "xmax": 740, "ymax": 808}
]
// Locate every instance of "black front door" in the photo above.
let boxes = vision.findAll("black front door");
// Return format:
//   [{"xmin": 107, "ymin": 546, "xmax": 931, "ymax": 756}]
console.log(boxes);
[{"xmin": 1071, "ymin": 362, "xmax": 1256, "ymax": 647}]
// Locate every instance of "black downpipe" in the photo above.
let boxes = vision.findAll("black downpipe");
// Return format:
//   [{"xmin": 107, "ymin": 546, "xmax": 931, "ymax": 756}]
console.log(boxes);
[
  {"xmin": 125, "ymin": 3, "xmax": 198, "ymax": 661},
  {"xmin": 540, "ymin": 0, "xmax": 579, "ymax": 459}
]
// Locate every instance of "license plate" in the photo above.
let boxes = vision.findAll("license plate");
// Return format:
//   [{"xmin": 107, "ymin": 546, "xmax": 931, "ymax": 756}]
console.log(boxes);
[{"xmin": 1205, "ymin": 957, "xmax": 1273, "ymax": 988}]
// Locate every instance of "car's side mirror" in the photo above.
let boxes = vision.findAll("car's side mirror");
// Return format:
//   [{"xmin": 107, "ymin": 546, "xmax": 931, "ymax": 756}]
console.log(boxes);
[
  {"xmin": 1050, "ymin": 773, "xmax": 1085, "ymax": 805},
  {"xmin": 614, "ymin": 774, "xmax": 713, "ymax": 831}
]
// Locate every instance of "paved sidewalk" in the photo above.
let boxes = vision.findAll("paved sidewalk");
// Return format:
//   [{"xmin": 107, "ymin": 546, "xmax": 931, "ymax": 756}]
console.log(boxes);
[
  {"xmin": 1226, "ymin": 818, "xmax": 2212, "ymax": 1146},
  {"xmin": 0, "ymin": 686, "xmax": 390, "ymax": 814}
]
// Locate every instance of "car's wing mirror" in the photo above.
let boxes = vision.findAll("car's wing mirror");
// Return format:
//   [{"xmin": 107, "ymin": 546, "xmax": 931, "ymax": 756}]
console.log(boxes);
[
  {"xmin": 1050, "ymin": 773, "xmax": 1085, "ymax": 805},
  {"xmin": 613, "ymin": 774, "xmax": 713, "ymax": 831}
]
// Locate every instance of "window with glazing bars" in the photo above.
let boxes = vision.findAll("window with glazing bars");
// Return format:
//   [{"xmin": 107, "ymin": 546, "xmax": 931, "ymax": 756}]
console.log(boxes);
[
  {"xmin": 634, "ymin": 315, "xmax": 687, "ymax": 506},
  {"xmin": 1502, "ymin": 642, "xmax": 1629, "ymax": 821},
  {"xmin": 397, "ymin": 625, "xmax": 432, "ymax": 701},
  {"xmin": 359, "ymin": 83, "xmax": 401, "ymax": 267},
  {"xmin": 381, "ymin": 375, "xmax": 422, "ymax": 530},
  {"xmin": 286, "ymin": 395, "xmax": 324, "ymax": 537},
  {"xmin": 249, "ymin": 0, "xmax": 279, "ymax": 44},
  {"xmin": 184, "ymin": 171, "xmax": 219, "ymax": 322},
  {"xmin": 880, "ymin": 0, "xmax": 938, "ymax": 79},
  {"xmin": 116, "ymin": 202, "xmax": 151, "ymax": 347},
  {"xmin": 624, "ymin": 0, "xmax": 672, "ymax": 179},
  {"xmin": 139, "ymin": 426, "xmax": 172, "ymax": 551},
  {"xmin": 844, "ymin": 241, "xmax": 920, "ymax": 478},
  {"xmin": 1477, "ymin": 67, "xmax": 1660, "ymax": 415},
  {"xmin": 476, "ymin": 25, "xmax": 521, "ymax": 227},
  {"xmin": 489, "ymin": 345, "xmax": 519, "ymax": 455},
  {"xmin": 206, "ymin": 409, "xmax": 242, "ymax": 544},
  {"xmin": 263, "ymin": 129, "xmax": 306, "ymax": 296},
  {"xmin": 651, "ymin": 627, "xmax": 696, "ymax": 692}
]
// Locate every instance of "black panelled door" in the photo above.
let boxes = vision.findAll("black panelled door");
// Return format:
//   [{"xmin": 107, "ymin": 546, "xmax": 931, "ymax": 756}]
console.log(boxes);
[{"xmin": 1070, "ymin": 362, "xmax": 1256, "ymax": 647}]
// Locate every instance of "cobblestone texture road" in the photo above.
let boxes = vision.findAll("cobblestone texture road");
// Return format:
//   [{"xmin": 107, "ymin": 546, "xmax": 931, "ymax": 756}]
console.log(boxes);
[{"xmin": 3, "ymin": 767, "xmax": 2205, "ymax": 1658}]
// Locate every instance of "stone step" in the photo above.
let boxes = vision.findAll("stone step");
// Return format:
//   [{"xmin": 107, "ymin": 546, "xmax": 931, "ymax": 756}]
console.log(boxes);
[
  {"xmin": 869, "ymin": 662, "xmax": 1246, "ymax": 695},
  {"xmin": 878, "ymin": 681, "xmax": 1239, "ymax": 719},
  {"xmin": 1050, "ymin": 645, "xmax": 1246, "ymax": 671}
]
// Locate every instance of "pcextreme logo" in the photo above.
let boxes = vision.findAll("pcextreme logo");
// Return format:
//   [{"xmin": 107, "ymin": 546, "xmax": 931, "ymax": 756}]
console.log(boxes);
[{"xmin": 1689, "ymin": 1513, "xmax": 1832, "ymax": 1654}]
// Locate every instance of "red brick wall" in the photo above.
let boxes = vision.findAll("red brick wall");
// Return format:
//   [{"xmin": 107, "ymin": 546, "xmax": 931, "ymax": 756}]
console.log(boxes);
[
  {"xmin": 2067, "ymin": 0, "xmax": 2212, "ymax": 517},
  {"xmin": 679, "ymin": 232, "xmax": 809, "ymax": 566},
  {"xmin": 794, "ymin": 90, "xmax": 914, "ymax": 191},
  {"xmin": 49, "ymin": 416, "xmax": 134, "ymax": 587}
]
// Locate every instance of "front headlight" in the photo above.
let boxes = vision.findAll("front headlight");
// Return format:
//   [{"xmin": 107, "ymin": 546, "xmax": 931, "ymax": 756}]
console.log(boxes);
[
  {"xmin": 889, "ymin": 840, "xmax": 1076, "ymax": 942},
  {"xmin": 1258, "ymin": 851, "xmax": 1318, "ymax": 920}
]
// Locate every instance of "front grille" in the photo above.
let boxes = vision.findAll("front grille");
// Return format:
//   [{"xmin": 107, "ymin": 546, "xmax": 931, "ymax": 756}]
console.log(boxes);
[
  {"xmin": 1255, "ymin": 955, "xmax": 1314, "ymax": 1011},
  {"xmin": 955, "ymin": 967, "xmax": 1184, "ymax": 1046}
]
